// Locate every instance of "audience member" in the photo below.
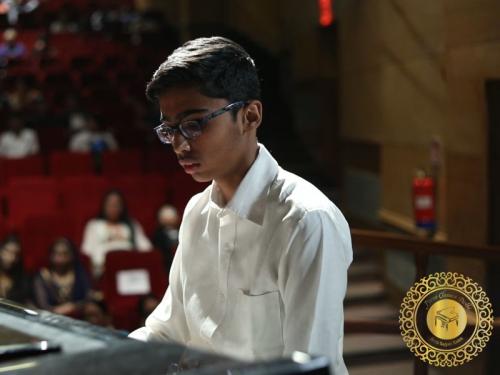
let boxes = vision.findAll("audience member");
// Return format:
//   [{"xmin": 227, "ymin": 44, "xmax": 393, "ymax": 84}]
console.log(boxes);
[
  {"xmin": 0, "ymin": 28, "xmax": 26, "ymax": 67},
  {"xmin": 5, "ymin": 77, "xmax": 44, "ymax": 112},
  {"xmin": 0, "ymin": 236, "xmax": 31, "ymax": 304},
  {"xmin": 69, "ymin": 113, "xmax": 118, "ymax": 153},
  {"xmin": 0, "ymin": 114, "xmax": 39, "ymax": 158},
  {"xmin": 33, "ymin": 238, "xmax": 91, "ymax": 316},
  {"xmin": 151, "ymin": 204, "xmax": 179, "ymax": 273},
  {"xmin": 63, "ymin": 95, "xmax": 87, "ymax": 133},
  {"xmin": 82, "ymin": 298, "xmax": 113, "ymax": 328},
  {"xmin": 81, "ymin": 190, "xmax": 152, "ymax": 278}
]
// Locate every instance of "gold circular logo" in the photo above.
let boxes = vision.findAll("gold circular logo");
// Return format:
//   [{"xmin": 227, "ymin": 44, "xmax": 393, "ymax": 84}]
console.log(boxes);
[
  {"xmin": 399, "ymin": 272, "xmax": 494, "ymax": 367},
  {"xmin": 426, "ymin": 299, "xmax": 468, "ymax": 340}
]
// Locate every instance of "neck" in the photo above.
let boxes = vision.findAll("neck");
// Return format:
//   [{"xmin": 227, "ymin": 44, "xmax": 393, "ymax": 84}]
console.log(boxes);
[{"xmin": 215, "ymin": 143, "xmax": 259, "ymax": 205}]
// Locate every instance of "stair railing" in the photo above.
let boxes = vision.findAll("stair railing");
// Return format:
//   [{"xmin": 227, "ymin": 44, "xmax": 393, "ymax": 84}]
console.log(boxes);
[{"xmin": 346, "ymin": 228, "xmax": 500, "ymax": 375}]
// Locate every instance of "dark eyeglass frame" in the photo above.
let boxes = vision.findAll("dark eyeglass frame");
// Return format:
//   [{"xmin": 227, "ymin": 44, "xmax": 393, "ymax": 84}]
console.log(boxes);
[{"xmin": 154, "ymin": 101, "xmax": 248, "ymax": 144}]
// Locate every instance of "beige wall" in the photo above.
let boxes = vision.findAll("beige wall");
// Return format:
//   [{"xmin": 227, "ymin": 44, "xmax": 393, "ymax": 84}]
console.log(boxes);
[{"xmin": 339, "ymin": 0, "xmax": 500, "ymax": 254}]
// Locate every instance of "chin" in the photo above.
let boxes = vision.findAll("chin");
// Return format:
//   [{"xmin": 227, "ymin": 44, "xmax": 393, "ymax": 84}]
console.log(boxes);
[{"xmin": 190, "ymin": 173, "xmax": 212, "ymax": 183}]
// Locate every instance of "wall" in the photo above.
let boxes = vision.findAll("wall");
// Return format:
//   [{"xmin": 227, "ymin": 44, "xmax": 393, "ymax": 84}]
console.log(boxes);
[{"xmin": 338, "ymin": 0, "xmax": 500, "ymax": 281}]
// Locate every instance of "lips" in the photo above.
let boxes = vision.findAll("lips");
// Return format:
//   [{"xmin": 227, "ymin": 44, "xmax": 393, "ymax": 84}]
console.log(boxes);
[{"xmin": 178, "ymin": 159, "xmax": 201, "ymax": 174}]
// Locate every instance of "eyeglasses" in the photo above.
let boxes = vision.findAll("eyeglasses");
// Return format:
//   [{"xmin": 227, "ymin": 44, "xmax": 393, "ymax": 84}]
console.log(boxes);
[{"xmin": 154, "ymin": 101, "xmax": 247, "ymax": 145}]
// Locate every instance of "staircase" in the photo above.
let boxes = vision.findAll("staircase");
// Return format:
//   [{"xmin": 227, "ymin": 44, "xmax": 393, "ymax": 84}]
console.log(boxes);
[{"xmin": 343, "ymin": 246, "xmax": 416, "ymax": 373}]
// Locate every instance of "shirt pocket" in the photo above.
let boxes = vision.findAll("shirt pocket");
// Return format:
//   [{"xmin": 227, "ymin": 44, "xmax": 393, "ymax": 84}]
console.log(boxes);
[{"xmin": 236, "ymin": 289, "xmax": 284, "ymax": 358}]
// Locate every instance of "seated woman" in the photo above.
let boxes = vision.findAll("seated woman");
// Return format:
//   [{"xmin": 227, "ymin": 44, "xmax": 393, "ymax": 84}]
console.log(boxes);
[
  {"xmin": 81, "ymin": 189, "xmax": 152, "ymax": 278},
  {"xmin": 33, "ymin": 238, "xmax": 90, "ymax": 316},
  {"xmin": 0, "ymin": 236, "xmax": 30, "ymax": 304}
]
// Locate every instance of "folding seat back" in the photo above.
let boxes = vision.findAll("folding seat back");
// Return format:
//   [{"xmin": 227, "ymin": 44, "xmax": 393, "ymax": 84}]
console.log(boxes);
[
  {"xmin": 101, "ymin": 150, "xmax": 142, "ymax": 176},
  {"xmin": 171, "ymin": 170, "xmax": 209, "ymax": 215},
  {"xmin": 5, "ymin": 177, "xmax": 60, "ymax": 230},
  {"xmin": 49, "ymin": 151, "xmax": 94, "ymax": 177},
  {"xmin": 59, "ymin": 176, "xmax": 111, "ymax": 245},
  {"xmin": 0, "ymin": 155, "xmax": 45, "ymax": 186},
  {"xmin": 102, "ymin": 250, "xmax": 167, "ymax": 331},
  {"xmin": 0, "ymin": 214, "xmax": 8, "ymax": 240},
  {"xmin": 144, "ymin": 148, "xmax": 180, "ymax": 174},
  {"xmin": 19, "ymin": 213, "xmax": 76, "ymax": 274}
]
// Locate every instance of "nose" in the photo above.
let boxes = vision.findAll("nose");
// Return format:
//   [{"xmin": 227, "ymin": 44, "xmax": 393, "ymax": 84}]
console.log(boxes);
[{"xmin": 171, "ymin": 132, "xmax": 190, "ymax": 154}]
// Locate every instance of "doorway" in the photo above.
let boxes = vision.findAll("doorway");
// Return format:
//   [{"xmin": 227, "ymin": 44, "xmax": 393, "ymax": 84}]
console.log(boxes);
[{"xmin": 486, "ymin": 79, "xmax": 500, "ymax": 373}]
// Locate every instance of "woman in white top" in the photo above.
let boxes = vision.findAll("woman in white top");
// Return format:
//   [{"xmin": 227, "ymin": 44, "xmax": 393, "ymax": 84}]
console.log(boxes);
[
  {"xmin": 81, "ymin": 189, "xmax": 152, "ymax": 278},
  {"xmin": 0, "ymin": 115, "xmax": 39, "ymax": 158}
]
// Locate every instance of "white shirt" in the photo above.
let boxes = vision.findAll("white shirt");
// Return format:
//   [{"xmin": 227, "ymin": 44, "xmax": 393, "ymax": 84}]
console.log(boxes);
[
  {"xmin": 81, "ymin": 219, "xmax": 153, "ymax": 277},
  {"xmin": 0, "ymin": 129, "xmax": 39, "ymax": 158},
  {"xmin": 69, "ymin": 130, "xmax": 118, "ymax": 152},
  {"xmin": 130, "ymin": 144, "xmax": 352, "ymax": 374}
]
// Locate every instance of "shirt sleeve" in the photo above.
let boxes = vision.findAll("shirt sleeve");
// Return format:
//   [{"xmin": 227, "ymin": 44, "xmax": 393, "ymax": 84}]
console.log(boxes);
[
  {"xmin": 278, "ymin": 209, "xmax": 352, "ymax": 375},
  {"xmin": 81, "ymin": 220, "xmax": 97, "ymax": 257},
  {"xmin": 128, "ymin": 242, "xmax": 189, "ymax": 343},
  {"xmin": 133, "ymin": 221, "xmax": 153, "ymax": 251},
  {"xmin": 81, "ymin": 220, "xmax": 105, "ymax": 275}
]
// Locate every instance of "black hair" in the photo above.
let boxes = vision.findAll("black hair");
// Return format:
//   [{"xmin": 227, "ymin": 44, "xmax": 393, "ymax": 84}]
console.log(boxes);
[
  {"xmin": 146, "ymin": 36, "xmax": 261, "ymax": 104},
  {"xmin": 97, "ymin": 189, "xmax": 136, "ymax": 248},
  {"xmin": 47, "ymin": 237, "xmax": 79, "ymax": 270},
  {"xmin": 97, "ymin": 189, "xmax": 129, "ymax": 221},
  {"xmin": 0, "ymin": 235, "xmax": 24, "ymax": 278}
]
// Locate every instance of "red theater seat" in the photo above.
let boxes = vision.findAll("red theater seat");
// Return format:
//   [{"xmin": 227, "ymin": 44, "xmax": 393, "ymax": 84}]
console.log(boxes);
[
  {"xmin": 5, "ymin": 177, "xmax": 60, "ymax": 230},
  {"xmin": 102, "ymin": 250, "xmax": 167, "ymax": 331},
  {"xmin": 19, "ymin": 214, "xmax": 76, "ymax": 274},
  {"xmin": 144, "ymin": 148, "xmax": 180, "ymax": 174},
  {"xmin": 171, "ymin": 170, "xmax": 209, "ymax": 215},
  {"xmin": 59, "ymin": 176, "xmax": 111, "ymax": 245},
  {"xmin": 0, "ymin": 215, "xmax": 8, "ymax": 239},
  {"xmin": 101, "ymin": 150, "xmax": 142, "ymax": 176},
  {"xmin": 0, "ymin": 155, "xmax": 45, "ymax": 186},
  {"xmin": 49, "ymin": 151, "xmax": 94, "ymax": 177}
]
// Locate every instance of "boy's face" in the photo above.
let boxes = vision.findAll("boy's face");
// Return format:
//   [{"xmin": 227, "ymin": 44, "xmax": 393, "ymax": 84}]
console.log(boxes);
[{"xmin": 158, "ymin": 86, "xmax": 249, "ymax": 183}]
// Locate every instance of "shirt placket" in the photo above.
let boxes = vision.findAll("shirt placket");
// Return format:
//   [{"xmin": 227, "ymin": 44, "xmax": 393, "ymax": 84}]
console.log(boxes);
[
  {"xmin": 200, "ymin": 210, "xmax": 236, "ymax": 340},
  {"xmin": 218, "ymin": 211, "xmax": 236, "ymax": 300}
]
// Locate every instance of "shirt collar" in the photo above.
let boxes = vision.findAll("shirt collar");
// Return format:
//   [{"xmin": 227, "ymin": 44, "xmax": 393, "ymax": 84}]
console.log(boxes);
[{"xmin": 209, "ymin": 143, "xmax": 279, "ymax": 226}]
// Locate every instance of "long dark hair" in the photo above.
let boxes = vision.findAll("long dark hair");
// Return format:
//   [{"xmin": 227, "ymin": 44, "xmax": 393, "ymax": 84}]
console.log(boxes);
[
  {"xmin": 96, "ymin": 189, "xmax": 136, "ymax": 248},
  {"xmin": 47, "ymin": 237, "xmax": 79, "ymax": 271},
  {"xmin": 0, "ymin": 235, "xmax": 29, "ymax": 304},
  {"xmin": 43, "ymin": 237, "xmax": 90, "ymax": 305},
  {"xmin": 0, "ymin": 235, "xmax": 24, "ymax": 279}
]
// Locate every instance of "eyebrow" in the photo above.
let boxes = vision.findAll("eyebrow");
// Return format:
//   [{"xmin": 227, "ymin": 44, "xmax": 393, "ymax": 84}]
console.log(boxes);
[{"xmin": 160, "ymin": 108, "xmax": 209, "ymax": 123}]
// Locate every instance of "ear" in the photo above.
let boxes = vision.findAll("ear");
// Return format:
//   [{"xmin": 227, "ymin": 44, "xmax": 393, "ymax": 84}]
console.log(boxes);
[{"xmin": 242, "ymin": 100, "xmax": 262, "ymax": 133}]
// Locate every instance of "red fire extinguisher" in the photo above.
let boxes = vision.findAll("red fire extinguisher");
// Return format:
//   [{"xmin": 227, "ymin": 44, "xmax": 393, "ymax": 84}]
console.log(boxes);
[{"xmin": 412, "ymin": 170, "xmax": 436, "ymax": 231}]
